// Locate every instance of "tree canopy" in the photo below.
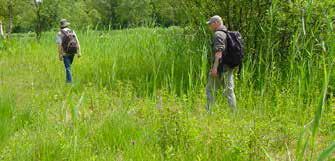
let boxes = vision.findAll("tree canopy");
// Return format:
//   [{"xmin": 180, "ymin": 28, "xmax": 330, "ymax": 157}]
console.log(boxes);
[{"xmin": 0, "ymin": 0, "xmax": 187, "ymax": 33}]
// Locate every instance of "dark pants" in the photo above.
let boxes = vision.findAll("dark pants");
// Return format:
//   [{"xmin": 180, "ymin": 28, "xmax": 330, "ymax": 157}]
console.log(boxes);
[{"xmin": 63, "ymin": 55, "xmax": 74, "ymax": 83}]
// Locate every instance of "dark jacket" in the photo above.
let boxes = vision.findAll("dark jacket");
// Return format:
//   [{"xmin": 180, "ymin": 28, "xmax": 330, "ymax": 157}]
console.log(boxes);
[
  {"xmin": 211, "ymin": 25, "xmax": 228, "ymax": 65},
  {"xmin": 213, "ymin": 25, "xmax": 228, "ymax": 54}
]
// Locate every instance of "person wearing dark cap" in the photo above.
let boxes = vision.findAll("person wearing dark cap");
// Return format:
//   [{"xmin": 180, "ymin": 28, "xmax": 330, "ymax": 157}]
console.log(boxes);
[
  {"xmin": 205, "ymin": 15, "xmax": 237, "ymax": 112},
  {"xmin": 56, "ymin": 19, "xmax": 81, "ymax": 83}
]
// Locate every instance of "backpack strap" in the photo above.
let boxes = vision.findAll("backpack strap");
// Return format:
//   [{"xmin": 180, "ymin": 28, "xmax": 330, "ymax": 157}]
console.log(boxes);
[
  {"xmin": 60, "ymin": 29, "xmax": 72, "ymax": 37},
  {"xmin": 60, "ymin": 29, "xmax": 67, "ymax": 36},
  {"xmin": 60, "ymin": 29, "xmax": 69, "ymax": 47},
  {"xmin": 217, "ymin": 28, "xmax": 228, "ymax": 34}
]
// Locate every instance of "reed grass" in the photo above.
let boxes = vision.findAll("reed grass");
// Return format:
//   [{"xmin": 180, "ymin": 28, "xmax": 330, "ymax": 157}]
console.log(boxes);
[{"xmin": 0, "ymin": 1, "xmax": 334, "ymax": 159}]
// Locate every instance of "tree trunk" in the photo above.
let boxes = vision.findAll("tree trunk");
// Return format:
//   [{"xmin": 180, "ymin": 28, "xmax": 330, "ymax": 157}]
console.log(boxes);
[
  {"xmin": 226, "ymin": 0, "xmax": 230, "ymax": 29},
  {"xmin": 34, "ymin": 1, "xmax": 42, "ymax": 40},
  {"xmin": 0, "ymin": 21, "xmax": 4, "ymax": 38},
  {"xmin": 7, "ymin": 0, "xmax": 13, "ymax": 36}
]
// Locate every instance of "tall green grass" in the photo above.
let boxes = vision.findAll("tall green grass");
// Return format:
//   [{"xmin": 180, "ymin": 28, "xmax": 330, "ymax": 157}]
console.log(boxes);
[
  {"xmin": 0, "ymin": 94, "xmax": 14, "ymax": 145},
  {"xmin": 0, "ymin": 25, "xmax": 333, "ymax": 160},
  {"xmin": 71, "ymin": 27, "xmax": 206, "ymax": 97},
  {"xmin": 0, "ymin": 1, "xmax": 334, "ymax": 159}
]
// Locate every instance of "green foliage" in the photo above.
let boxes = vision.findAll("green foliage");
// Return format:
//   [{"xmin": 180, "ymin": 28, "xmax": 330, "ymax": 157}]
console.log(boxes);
[
  {"xmin": 0, "ymin": 0, "xmax": 187, "ymax": 32},
  {"xmin": 0, "ymin": 94, "xmax": 14, "ymax": 144},
  {"xmin": 0, "ymin": 0, "xmax": 334, "ymax": 160},
  {"xmin": 73, "ymin": 27, "xmax": 203, "ymax": 96},
  {"xmin": 317, "ymin": 142, "xmax": 335, "ymax": 161},
  {"xmin": 0, "ymin": 27, "xmax": 333, "ymax": 160}
]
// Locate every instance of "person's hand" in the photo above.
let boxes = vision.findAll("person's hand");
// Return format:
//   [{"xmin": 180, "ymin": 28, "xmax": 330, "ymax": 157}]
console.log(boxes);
[
  {"xmin": 77, "ymin": 53, "xmax": 81, "ymax": 58},
  {"xmin": 211, "ymin": 68, "xmax": 218, "ymax": 77},
  {"xmin": 215, "ymin": 52, "xmax": 222, "ymax": 59}
]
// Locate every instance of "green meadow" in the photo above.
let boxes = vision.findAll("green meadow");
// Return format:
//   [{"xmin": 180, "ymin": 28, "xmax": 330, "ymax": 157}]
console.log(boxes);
[{"xmin": 0, "ymin": 26, "xmax": 334, "ymax": 161}]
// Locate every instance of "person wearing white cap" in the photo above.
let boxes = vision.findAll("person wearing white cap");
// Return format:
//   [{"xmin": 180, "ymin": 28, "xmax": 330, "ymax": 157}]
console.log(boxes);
[
  {"xmin": 205, "ymin": 15, "xmax": 237, "ymax": 112},
  {"xmin": 56, "ymin": 19, "xmax": 81, "ymax": 83}
]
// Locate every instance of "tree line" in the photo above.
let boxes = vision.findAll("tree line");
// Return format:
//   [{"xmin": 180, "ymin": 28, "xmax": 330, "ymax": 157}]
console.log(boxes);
[
  {"xmin": 0, "ymin": 0, "xmax": 188, "ymax": 34},
  {"xmin": 0, "ymin": 0, "xmax": 333, "ymax": 35}
]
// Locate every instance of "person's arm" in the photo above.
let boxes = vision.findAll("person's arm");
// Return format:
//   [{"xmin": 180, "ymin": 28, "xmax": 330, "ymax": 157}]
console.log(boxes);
[
  {"xmin": 77, "ymin": 40, "xmax": 81, "ymax": 57},
  {"xmin": 213, "ymin": 51, "xmax": 222, "ymax": 69},
  {"xmin": 58, "ymin": 44, "xmax": 63, "ymax": 61},
  {"xmin": 210, "ymin": 51, "xmax": 222, "ymax": 77},
  {"xmin": 74, "ymin": 31, "xmax": 81, "ymax": 57},
  {"xmin": 56, "ymin": 33, "xmax": 63, "ymax": 61},
  {"xmin": 211, "ymin": 31, "xmax": 226, "ymax": 77}
]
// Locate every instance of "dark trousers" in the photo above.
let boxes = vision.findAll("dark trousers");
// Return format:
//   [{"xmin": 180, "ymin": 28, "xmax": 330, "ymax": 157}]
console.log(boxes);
[{"xmin": 63, "ymin": 55, "xmax": 74, "ymax": 83}]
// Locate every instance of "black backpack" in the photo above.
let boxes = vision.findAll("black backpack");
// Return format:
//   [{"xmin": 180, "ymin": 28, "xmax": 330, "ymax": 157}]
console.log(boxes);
[
  {"xmin": 61, "ymin": 29, "xmax": 78, "ymax": 54},
  {"xmin": 219, "ymin": 29, "xmax": 244, "ymax": 71}
]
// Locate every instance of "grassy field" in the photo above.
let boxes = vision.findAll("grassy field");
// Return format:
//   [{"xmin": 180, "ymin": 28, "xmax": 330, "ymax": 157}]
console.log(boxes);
[{"xmin": 0, "ymin": 27, "xmax": 334, "ymax": 161}]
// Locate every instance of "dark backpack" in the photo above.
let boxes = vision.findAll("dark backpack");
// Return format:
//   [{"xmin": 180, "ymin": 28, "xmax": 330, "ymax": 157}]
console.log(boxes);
[
  {"xmin": 219, "ymin": 30, "xmax": 244, "ymax": 70},
  {"xmin": 61, "ymin": 29, "xmax": 78, "ymax": 54}
]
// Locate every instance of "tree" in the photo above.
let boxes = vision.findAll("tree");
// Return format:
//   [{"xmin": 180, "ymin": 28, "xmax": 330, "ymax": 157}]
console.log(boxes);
[
  {"xmin": 116, "ymin": 0, "xmax": 153, "ymax": 27},
  {"xmin": 58, "ymin": 0, "xmax": 101, "ymax": 29},
  {"xmin": 151, "ymin": 0, "xmax": 184, "ymax": 27},
  {"xmin": 7, "ymin": 0, "xmax": 13, "ymax": 35},
  {"xmin": 0, "ymin": 0, "xmax": 17, "ymax": 35},
  {"xmin": 34, "ymin": 0, "xmax": 42, "ymax": 39},
  {"xmin": 88, "ymin": 0, "xmax": 119, "ymax": 28},
  {"xmin": 33, "ymin": 0, "xmax": 61, "ymax": 39},
  {"xmin": 0, "ymin": 0, "xmax": 34, "ymax": 33},
  {"xmin": 0, "ymin": 20, "xmax": 4, "ymax": 38}
]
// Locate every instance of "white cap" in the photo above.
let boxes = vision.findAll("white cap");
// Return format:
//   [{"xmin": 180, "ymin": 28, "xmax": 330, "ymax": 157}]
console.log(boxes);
[{"xmin": 207, "ymin": 15, "xmax": 223, "ymax": 24}]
